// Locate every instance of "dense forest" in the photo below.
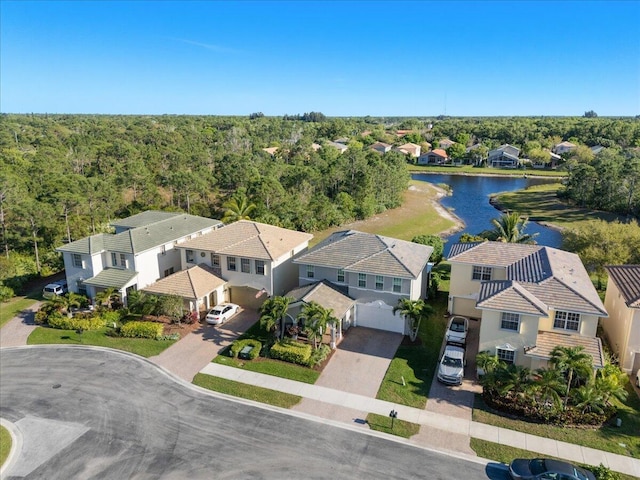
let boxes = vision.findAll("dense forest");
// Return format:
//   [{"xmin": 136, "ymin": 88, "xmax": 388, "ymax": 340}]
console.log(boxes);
[{"xmin": 1, "ymin": 113, "xmax": 639, "ymax": 294}]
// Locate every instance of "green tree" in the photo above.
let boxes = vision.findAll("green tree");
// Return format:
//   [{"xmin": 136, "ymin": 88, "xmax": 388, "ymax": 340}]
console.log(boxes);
[
  {"xmin": 490, "ymin": 211, "xmax": 538, "ymax": 244},
  {"xmin": 411, "ymin": 234, "xmax": 444, "ymax": 264},
  {"xmin": 95, "ymin": 287, "xmax": 120, "ymax": 310},
  {"xmin": 530, "ymin": 367, "xmax": 565, "ymax": 410},
  {"xmin": 549, "ymin": 346, "xmax": 593, "ymax": 406},
  {"xmin": 259, "ymin": 296, "xmax": 292, "ymax": 340},
  {"xmin": 392, "ymin": 298, "xmax": 433, "ymax": 342},
  {"xmin": 222, "ymin": 189, "xmax": 257, "ymax": 224},
  {"xmin": 298, "ymin": 301, "xmax": 337, "ymax": 350}
]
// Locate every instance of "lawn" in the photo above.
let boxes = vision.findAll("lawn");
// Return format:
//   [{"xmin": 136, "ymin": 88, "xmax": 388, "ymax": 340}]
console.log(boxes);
[
  {"xmin": 212, "ymin": 354, "xmax": 320, "ymax": 384},
  {"xmin": 193, "ymin": 373, "xmax": 301, "ymax": 408},
  {"xmin": 27, "ymin": 326, "xmax": 176, "ymax": 358},
  {"xmin": 0, "ymin": 296, "xmax": 39, "ymax": 328},
  {"xmin": 408, "ymin": 164, "xmax": 568, "ymax": 178},
  {"xmin": 0, "ymin": 425, "xmax": 11, "ymax": 469},
  {"xmin": 472, "ymin": 384, "xmax": 640, "ymax": 458},
  {"xmin": 365, "ymin": 413, "xmax": 420, "ymax": 439}
]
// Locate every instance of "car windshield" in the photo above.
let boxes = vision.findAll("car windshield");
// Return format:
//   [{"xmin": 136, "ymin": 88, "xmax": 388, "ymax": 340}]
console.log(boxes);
[
  {"xmin": 529, "ymin": 459, "xmax": 546, "ymax": 475},
  {"xmin": 450, "ymin": 321, "xmax": 465, "ymax": 332},
  {"xmin": 442, "ymin": 356, "xmax": 462, "ymax": 368},
  {"xmin": 44, "ymin": 287, "xmax": 56, "ymax": 293}
]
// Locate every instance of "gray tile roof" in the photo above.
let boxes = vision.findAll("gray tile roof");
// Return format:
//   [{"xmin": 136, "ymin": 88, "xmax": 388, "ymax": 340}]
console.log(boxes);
[
  {"xmin": 286, "ymin": 280, "xmax": 355, "ymax": 319},
  {"xmin": 477, "ymin": 280, "xmax": 548, "ymax": 315},
  {"xmin": 178, "ymin": 220, "xmax": 313, "ymax": 261},
  {"xmin": 57, "ymin": 213, "xmax": 222, "ymax": 255},
  {"xmin": 110, "ymin": 210, "xmax": 180, "ymax": 229},
  {"xmin": 450, "ymin": 241, "xmax": 607, "ymax": 316},
  {"xmin": 83, "ymin": 268, "xmax": 138, "ymax": 289},
  {"xmin": 605, "ymin": 265, "xmax": 640, "ymax": 308},
  {"xmin": 294, "ymin": 230, "xmax": 433, "ymax": 279},
  {"xmin": 143, "ymin": 264, "xmax": 226, "ymax": 299},
  {"xmin": 526, "ymin": 331, "xmax": 604, "ymax": 368}
]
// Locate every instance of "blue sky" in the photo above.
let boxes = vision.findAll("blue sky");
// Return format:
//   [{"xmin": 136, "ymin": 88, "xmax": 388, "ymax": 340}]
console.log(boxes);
[{"xmin": 1, "ymin": 1, "xmax": 639, "ymax": 116}]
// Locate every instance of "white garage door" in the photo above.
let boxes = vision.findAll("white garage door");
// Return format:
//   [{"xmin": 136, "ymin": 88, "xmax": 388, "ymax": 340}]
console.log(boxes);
[{"xmin": 355, "ymin": 300, "xmax": 406, "ymax": 334}]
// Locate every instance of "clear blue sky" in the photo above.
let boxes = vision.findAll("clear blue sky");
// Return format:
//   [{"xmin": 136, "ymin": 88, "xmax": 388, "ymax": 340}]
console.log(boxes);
[{"xmin": 1, "ymin": 1, "xmax": 639, "ymax": 116}]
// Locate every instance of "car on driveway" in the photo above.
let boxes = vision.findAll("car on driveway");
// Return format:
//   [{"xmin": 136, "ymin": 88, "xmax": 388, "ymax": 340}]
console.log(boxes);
[
  {"xmin": 445, "ymin": 316, "xmax": 469, "ymax": 345},
  {"xmin": 42, "ymin": 280, "xmax": 68, "ymax": 299},
  {"xmin": 508, "ymin": 458, "xmax": 595, "ymax": 480},
  {"xmin": 205, "ymin": 303, "xmax": 239, "ymax": 325},
  {"xmin": 437, "ymin": 344, "xmax": 465, "ymax": 385}
]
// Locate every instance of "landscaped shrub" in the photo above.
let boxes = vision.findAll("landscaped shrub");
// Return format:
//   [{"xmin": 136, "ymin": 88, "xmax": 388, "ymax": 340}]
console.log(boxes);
[
  {"xmin": 591, "ymin": 464, "xmax": 620, "ymax": 480},
  {"xmin": 230, "ymin": 339, "xmax": 262, "ymax": 360},
  {"xmin": 101, "ymin": 310, "xmax": 121, "ymax": 326},
  {"xmin": 120, "ymin": 321, "xmax": 163, "ymax": 339},
  {"xmin": 270, "ymin": 340, "xmax": 312, "ymax": 366},
  {"xmin": 0, "ymin": 284, "xmax": 14, "ymax": 302},
  {"xmin": 308, "ymin": 344, "xmax": 331, "ymax": 367},
  {"xmin": 47, "ymin": 314, "xmax": 107, "ymax": 331},
  {"xmin": 157, "ymin": 333, "xmax": 181, "ymax": 341},
  {"xmin": 34, "ymin": 308, "xmax": 49, "ymax": 325}
]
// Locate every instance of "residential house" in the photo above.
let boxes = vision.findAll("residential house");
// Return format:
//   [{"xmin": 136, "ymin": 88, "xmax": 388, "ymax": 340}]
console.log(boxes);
[
  {"xmin": 175, "ymin": 220, "xmax": 313, "ymax": 310},
  {"xmin": 447, "ymin": 241, "xmax": 608, "ymax": 370},
  {"xmin": 417, "ymin": 148, "xmax": 448, "ymax": 165},
  {"xmin": 293, "ymin": 230, "xmax": 433, "ymax": 334},
  {"xmin": 602, "ymin": 265, "xmax": 640, "ymax": 374},
  {"xmin": 590, "ymin": 145, "xmax": 605, "ymax": 155},
  {"xmin": 488, "ymin": 144, "xmax": 521, "ymax": 168},
  {"xmin": 439, "ymin": 138, "xmax": 455, "ymax": 149},
  {"xmin": 553, "ymin": 141, "xmax": 577, "ymax": 155},
  {"xmin": 56, "ymin": 211, "xmax": 222, "ymax": 305},
  {"xmin": 394, "ymin": 142, "xmax": 421, "ymax": 158},
  {"xmin": 262, "ymin": 147, "xmax": 279, "ymax": 156},
  {"xmin": 311, "ymin": 143, "xmax": 322, "ymax": 152},
  {"xmin": 326, "ymin": 141, "xmax": 348, "ymax": 154},
  {"xmin": 333, "ymin": 137, "xmax": 349, "ymax": 145},
  {"xmin": 531, "ymin": 151, "xmax": 562, "ymax": 169},
  {"xmin": 370, "ymin": 142, "xmax": 392, "ymax": 154}
]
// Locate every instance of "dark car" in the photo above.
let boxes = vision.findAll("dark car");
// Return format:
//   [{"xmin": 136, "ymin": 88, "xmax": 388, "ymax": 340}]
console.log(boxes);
[{"xmin": 509, "ymin": 458, "xmax": 596, "ymax": 480}]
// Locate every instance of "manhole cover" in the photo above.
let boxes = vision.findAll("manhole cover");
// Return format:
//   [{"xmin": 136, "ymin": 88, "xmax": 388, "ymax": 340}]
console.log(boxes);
[{"xmin": 52, "ymin": 384, "xmax": 61, "ymax": 389}]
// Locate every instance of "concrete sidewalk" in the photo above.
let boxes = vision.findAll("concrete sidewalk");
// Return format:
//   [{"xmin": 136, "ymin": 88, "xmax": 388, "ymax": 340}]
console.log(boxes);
[{"xmin": 199, "ymin": 362, "xmax": 640, "ymax": 478}]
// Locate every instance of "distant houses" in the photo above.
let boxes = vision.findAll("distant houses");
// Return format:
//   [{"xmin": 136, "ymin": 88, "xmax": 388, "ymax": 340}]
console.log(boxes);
[{"xmin": 487, "ymin": 144, "xmax": 521, "ymax": 168}]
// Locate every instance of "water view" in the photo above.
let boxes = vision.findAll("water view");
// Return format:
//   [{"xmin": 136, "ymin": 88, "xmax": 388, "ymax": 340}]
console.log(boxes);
[{"xmin": 412, "ymin": 173, "xmax": 563, "ymax": 253}]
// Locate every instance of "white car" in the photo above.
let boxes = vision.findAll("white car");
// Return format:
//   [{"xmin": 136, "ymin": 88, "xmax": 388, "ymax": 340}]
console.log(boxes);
[
  {"xmin": 437, "ymin": 344, "xmax": 466, "ymax": 385},
  {"xmin": 445, "ymin": 316, "xmax": 469, "ymax": 345},
  {"xmin": 205, "ymin": 303, "xmax": 239, "ymax": 325},
  {"xmin": 43, "ymin": 280, "xmax": 68, "ymax": 299}
]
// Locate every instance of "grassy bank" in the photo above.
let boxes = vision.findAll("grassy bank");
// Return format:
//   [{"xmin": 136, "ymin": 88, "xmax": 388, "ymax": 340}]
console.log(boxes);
[
  {"xmin": 212, "ymin": 355, "xmax": 320, "ymax": 384},
  {"xmin": 0, "ymin": 425, "xmax": 11, "ymax": 469},
  {"xmin": 409, "ymin": 165, "xmax": 567, "ymax": 178},
  {"xmin": 0, "ymin": 296, "xmax": 39, "ymax": 328},
  {"xmin": 366, "ymin": 413, "xmax": 420, "ymax": 438}
]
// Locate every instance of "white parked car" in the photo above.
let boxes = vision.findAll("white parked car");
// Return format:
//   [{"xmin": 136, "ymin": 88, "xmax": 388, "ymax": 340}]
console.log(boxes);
[
  {"xmin": 437, "ymin": 344, "xmax": 466, "ymax": 385},
  {"xmin": 205, "ymin": 303, "xmax": 239, "ymax": 325},
  {"xmin": 445, "ymin": 316, "xmax": 469, "ymax": 345},
  {"xmin": 42, "ymin": 280, "xmax": 68, "ymax": 299}
]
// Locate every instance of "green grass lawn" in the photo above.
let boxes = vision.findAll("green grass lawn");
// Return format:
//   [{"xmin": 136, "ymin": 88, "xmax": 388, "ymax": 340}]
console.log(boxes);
[
  {"xmin": 193, "ymin": 373, "xmax": 302, "ymax": 408},
  {"xmin": 408, "ymin": 164, "xmax": 568, "ymax": 178},
  {"xmin": 0, "ymin": 425, "xmax": 11, "ymax": 469},
  {"xmin": 365, "ymin": 413, "xmax": 420, "ymax": 439},
  {"xmin": 212, "ymin": 354, "xmax": 320, "ymax": 384},
  {"xmin": 27, "ymin": 326, "xmax": 176, "ymax": 358},
  {"xmin": 0, "ymin": 296, "xmax": 39, "ymax": 328},
  {"xmin": 472, "ymin": 386, "xmax": 640, "ymax": 458}
]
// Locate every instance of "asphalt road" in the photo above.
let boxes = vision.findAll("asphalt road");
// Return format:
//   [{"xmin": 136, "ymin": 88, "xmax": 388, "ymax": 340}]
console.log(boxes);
[{"xmin": 0, "ymin": 346, "xmax": 510, "ymax": 479}]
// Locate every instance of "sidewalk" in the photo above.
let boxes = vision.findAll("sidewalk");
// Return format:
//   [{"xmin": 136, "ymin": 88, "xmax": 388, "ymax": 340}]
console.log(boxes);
[{"xmin": 199, "ymin": 362, "xmax": 640, "ymax": 478}]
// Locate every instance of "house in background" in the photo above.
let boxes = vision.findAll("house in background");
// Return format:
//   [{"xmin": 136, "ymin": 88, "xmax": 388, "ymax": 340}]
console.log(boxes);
[
  {"xmin": 603, "ymin": 265, "xmax": 640, "ymax": 374},
  {"xmin": 293, "ymin": 230, "xmax": 433, "ymax": 334},
  {"xmin": 417, "ymin": 148, "xmax": 448, "ymax": 165},
  {"xmin": 447, "ymin": 241, "xmax": 608, "ymax": 370},
  {"xmin": 333, "ymin": 137, "xmax": 349, "ymax": 144},
  {"xmin": 394, "ymin": 142, "xmax": 421, "ymax": 158},
  {"xmin": 531, "ymin": 150, "xmax": 562, "ymax": 169},
  {"xmin": 370, "ymin": 142, "xmax": 392, "ymax": 154},
  {"xmin": 56, "ymin": 211, "xmax": 222, "ymax": 305},
  {"xmin": 326, "ymin": 141, "xmax": 348, "ymax": 154},
  {"xmin": 175, "ymin": 220, "xmax": 313, "ymax": 310},
  {"xmin": 438, "ymin": 138, "xmax": 455, "ymax": 149},
  {"xmin": 591, "ymin": 145, "xmax": 605, "ymax": 155},
  {"xmin": 262, "ymin": 147, "xmax": 279, "ymax": 157},
  {"xmin": 553, "ymin": 141, "xmax": 577, "ymax": 155},
  {"xmin": 488, "ymin": 144, "xmax": 521, "ymax": 168}
]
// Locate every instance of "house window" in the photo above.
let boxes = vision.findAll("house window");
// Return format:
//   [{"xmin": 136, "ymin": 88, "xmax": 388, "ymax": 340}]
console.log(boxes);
[
  {"xmin": 211, "ymin": 254, "xmax": 220, "ymax": 267},
  {"xmin": 554, "ymin": 311, "xmax": 580, "ymax": 331},
  {"xmin": 337, "ymin": 269, "xmax": 345, "ymax": 283},
  {"xmin": 500, "ymin": 312, "xmax": 520, "ymax": 331},
  {"xmin": 161, "ymin": 245, "xmax": 166, "ymax": 256},
  {"xmin": 120, "ymin": 253, "xmax": 127, "ymax": 268},
  {"xmin": 496, "ymin": 347, "xmax": 515, "ymax": 364},
  {"xmin": 72, "ymin": 253, "xmax": 83, "ymax": 268},
  {"xmin": 392, "ymin": 277, "xmax": 402, "ymax": 293},
  {"xmin": 255, "ymin": 260, "xmax": 265, "ymax": 275},
  {"xmin": 227, "ymin": 256, "xmax": 237, "ymax": 271},
  {"xmin": 164, "ymin": 267, "xmax": 174, "ymax": 277},
  {"xmin": 241, "ymin": 258, "xmax": 251, "ymax": 273},
  {"xmin": 472, "ymin": 266, "xmax": 492, "ymax": 281},
  {"xmin": 375, "ymin": 275, "xmax": 384, "ymax": 290},
  {"xmin": 306, "ymin": 265, "xmax": 314, "ymax": 278},
  {"xmin": 111, "ymin": 252, "xmax": 117, "ymax": 266},
  {"xmin": 358, "ymin": 273, "xmax": 366, "ymax": 288},
  {"xmin": 186, "ymin": 249, "xmax": 195, "ymax": 263}
]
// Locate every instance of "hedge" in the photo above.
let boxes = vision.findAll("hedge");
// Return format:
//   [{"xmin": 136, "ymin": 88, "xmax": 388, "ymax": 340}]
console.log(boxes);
[
  {"xmin": 47, "ymin": 314, "xmax": 107, "ymax": 331},
  {"xmin": 270, "ymin": 340, "xmax": 312, "ymax": 366},
  {"xmin": 120, "ymin": 321, "xmax": 163, "ymax": 339},
  {"xmin": 230, "ymin": 339, "xmax": 262, "ymax": 360}
]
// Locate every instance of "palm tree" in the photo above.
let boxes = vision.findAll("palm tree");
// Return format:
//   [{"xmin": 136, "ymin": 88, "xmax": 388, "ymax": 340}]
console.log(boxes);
[
  {"xmin": 221, "ymin": 190, "xmax": 256, "ymax": 224},
  {"xmin": 476, "ymin": 351, "xmax": 501, "ymax": 380},
  {"xmin": 571, "ymin": 383, "xmax": 606, "ymax": 415},
  {"xmin": 531, "ymin": 367, "xmax": 565, "ymax": 410},
  {"xmin": 95, "ymin": 287, "xmax": 120, "ymax": 310},
  {"xmin": 549, "ymin": 346, "xmax": 594, "ymax": 406},
  {"xmin": 298, "ymin": 302, "xmax": 337, "ymax": 350},
  {"xmin": 490, "ymin": 211, "xmax": 538, "ymax": 244},
  {"xmin": 393, "ymin": 298, "xmax": 433, "ymax": 342},
  {"xmin": 259, "ymin": 296, "xmax": 291, "ymax": 340},
  {"xmin": 494, "ymin": 363, "xmax": 531, "ymax": 399},
  {"xmin": 594, "ymin": 365, "xmax": 628, "ymax": 406}
]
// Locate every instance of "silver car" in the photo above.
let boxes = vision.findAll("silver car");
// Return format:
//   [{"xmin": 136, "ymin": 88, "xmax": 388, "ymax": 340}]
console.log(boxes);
[
  {"xmin": 445, "ymin": 316, "xmax": 469, "ymax": 345},
  {"xmin": 437, "ymin": 344, "xmax": 466, "ymax": 385}
]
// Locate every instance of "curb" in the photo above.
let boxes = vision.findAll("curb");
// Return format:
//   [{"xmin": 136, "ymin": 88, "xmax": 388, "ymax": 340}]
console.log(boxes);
[{"xmin": 0, "ymin": 417, "xmax": 23, "ymax": 479}]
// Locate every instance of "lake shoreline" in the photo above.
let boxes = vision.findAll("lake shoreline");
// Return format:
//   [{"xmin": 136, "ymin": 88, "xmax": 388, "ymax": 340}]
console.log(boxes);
[{"xmin": 409, "ymin": 169, "xmax": 565, "ymax": 180}]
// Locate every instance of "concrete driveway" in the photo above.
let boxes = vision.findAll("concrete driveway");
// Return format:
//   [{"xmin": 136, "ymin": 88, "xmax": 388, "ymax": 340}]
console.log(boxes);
[
  {"xmin": 149, "ymin": 308, "xmax": 257, "ymax": 381},
  {"xmin": 0, "ymin": 301, "xmax": 42, "ymax": 348}
]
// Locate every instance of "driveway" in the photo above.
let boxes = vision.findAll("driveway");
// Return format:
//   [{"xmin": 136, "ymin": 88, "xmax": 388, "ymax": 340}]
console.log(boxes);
[
  {"xmin": 0, "ymin": 301, "xmax": 42, "ymax": 348},
  {"xmin": 149, "ymin": 308, "xmax": 257, "ymax": 382}
]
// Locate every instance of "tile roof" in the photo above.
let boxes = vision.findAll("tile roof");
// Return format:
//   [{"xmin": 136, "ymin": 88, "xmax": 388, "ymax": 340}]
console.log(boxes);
[
  {"xmin": 605, "ymin": 265, "xmax": 640, "ymax": 308},
  {"xmin": 286, "ymin": 280, "xmax": 355, "ymax": 318},
  {"xmin": 450, "ymin": 241, "xmax": 607, "ymax": 316},
  {"xmin": 83, "ymin": 268, "xmax": 138, "ymax": 289},
  {"xmin": 526, "ymin": 330, "xmax": 604, "ymax": 368},
  {"xmin": 429, "ymin": 149, "xmax": 448, "ymax": 158},
  {"xmin": 556, "ymin": 141, "xmax": 576, "ymax": 148},
  {"xmin": 143, "ymin": 264, "xmax": 226, "ymax": 299},
  {"xmin": 178, "ymin": 220, "xmax": 313, "ymax": 261},
  {"xmin": 294, "ymin": 230, "xmax": 433, "ymax": 279},
  {"xmin": 477, "ymin": 280, "xmax": 548, "ymax": 315},
  {"xmin": 110, "ymin": 211, "xmax": 179, "ymax": 229},
  {"xmin": 57, "ymin": 213, "xmax": 222, "ymax": 255}
]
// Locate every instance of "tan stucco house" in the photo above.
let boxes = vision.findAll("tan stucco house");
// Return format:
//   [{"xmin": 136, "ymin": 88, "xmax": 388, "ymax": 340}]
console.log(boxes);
[
  {"xmin": 603, "ymin": 265, "xmax": 640, "ymax": 374},
  {"xmin": 447, "ymin": 242, "xmax": 608, "ymax": 369}
]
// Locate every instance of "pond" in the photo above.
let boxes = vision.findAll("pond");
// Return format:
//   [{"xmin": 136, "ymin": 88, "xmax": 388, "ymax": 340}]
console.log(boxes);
[{"xmin": 412, "ymin": 173, "xmax": 563, "ymax": 253}]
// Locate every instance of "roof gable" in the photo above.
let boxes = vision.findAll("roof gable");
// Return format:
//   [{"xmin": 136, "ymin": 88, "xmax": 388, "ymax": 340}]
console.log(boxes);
[
  {"xmin": 605, "ymin": 265, "xmax": 640, "ymax": 308},
  {"xmin": 143, "ymin": 264, "xmax": 226, "ymax": 299}
]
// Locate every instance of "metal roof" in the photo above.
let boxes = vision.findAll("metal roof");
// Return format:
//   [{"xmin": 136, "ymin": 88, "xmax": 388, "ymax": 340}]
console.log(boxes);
[{"xmin": 82, "ymin": 269, "xmax": 138, "ymax": 289}]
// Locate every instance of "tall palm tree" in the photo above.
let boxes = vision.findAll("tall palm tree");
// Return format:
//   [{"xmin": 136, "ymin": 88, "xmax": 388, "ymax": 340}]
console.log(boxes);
[
  {"xmin": 259, "ymin": 296, "xmax": 292, "ymax": 340},
  {"xmin": 490, "ymin": 211, "xmax": 538, "ymax": 244},
  {"xmin": 298, "ymin": 301, "xmax": 337, "ymax": 350},
  {"xmin": 95, "ymin": 287, "xmax": 120, "ymax": 310},
  {"xmin": 221, "ymin": 190, "xmax": 256, "ymax": 224},
  {"xmin": 549, "ymin": 346, "xmax": 594, "ymax": 406},
  {"xmin": 393, "ymin": 298, "xmax": 433, "ymax": 342}
]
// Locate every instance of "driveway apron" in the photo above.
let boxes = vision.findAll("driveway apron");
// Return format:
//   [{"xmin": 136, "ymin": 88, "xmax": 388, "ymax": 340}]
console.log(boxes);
[{"xmin": 0, "ymin": 301, "xmax": 42, "ymax": 348}]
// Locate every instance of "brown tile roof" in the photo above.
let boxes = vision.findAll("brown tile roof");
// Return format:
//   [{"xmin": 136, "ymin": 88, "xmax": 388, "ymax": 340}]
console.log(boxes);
[
  {"xmin": 143, "ymin": 264, "xmax": 226, "ymax": 299},
  {"xmin": 526, "ymin": 330, "xmax": 604, "ymax": 368},
  {"xmin": 286, "ymin": 280, "xmax": 355, "ymax": 318},
  {"xmin": 430, "ymin": 148, "xmax": 448, "ymax": 157},
  {"xmin": 477, "ymin": 280, "xmax": 548, "ymax": 315},
  {"xmin": 605, "ymin": 265, "xmax": 640, "ymax": 308},
  {"xmin": 178, "ymin": 220, "xmax": 313, "ymax": 261}
]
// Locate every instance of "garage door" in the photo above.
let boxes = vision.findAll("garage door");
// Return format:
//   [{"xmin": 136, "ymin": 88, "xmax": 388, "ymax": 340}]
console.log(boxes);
[
  {"xmin": 355, "ymin": 300, "xmax": 406, "ymax": 334},
  {"xmin": 229, "ymin": 287, "xmax": 266, "ymax": 311},
  {"xmin": 451, "ymin": 296, "xmax": 481, "ymax": 319}
]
